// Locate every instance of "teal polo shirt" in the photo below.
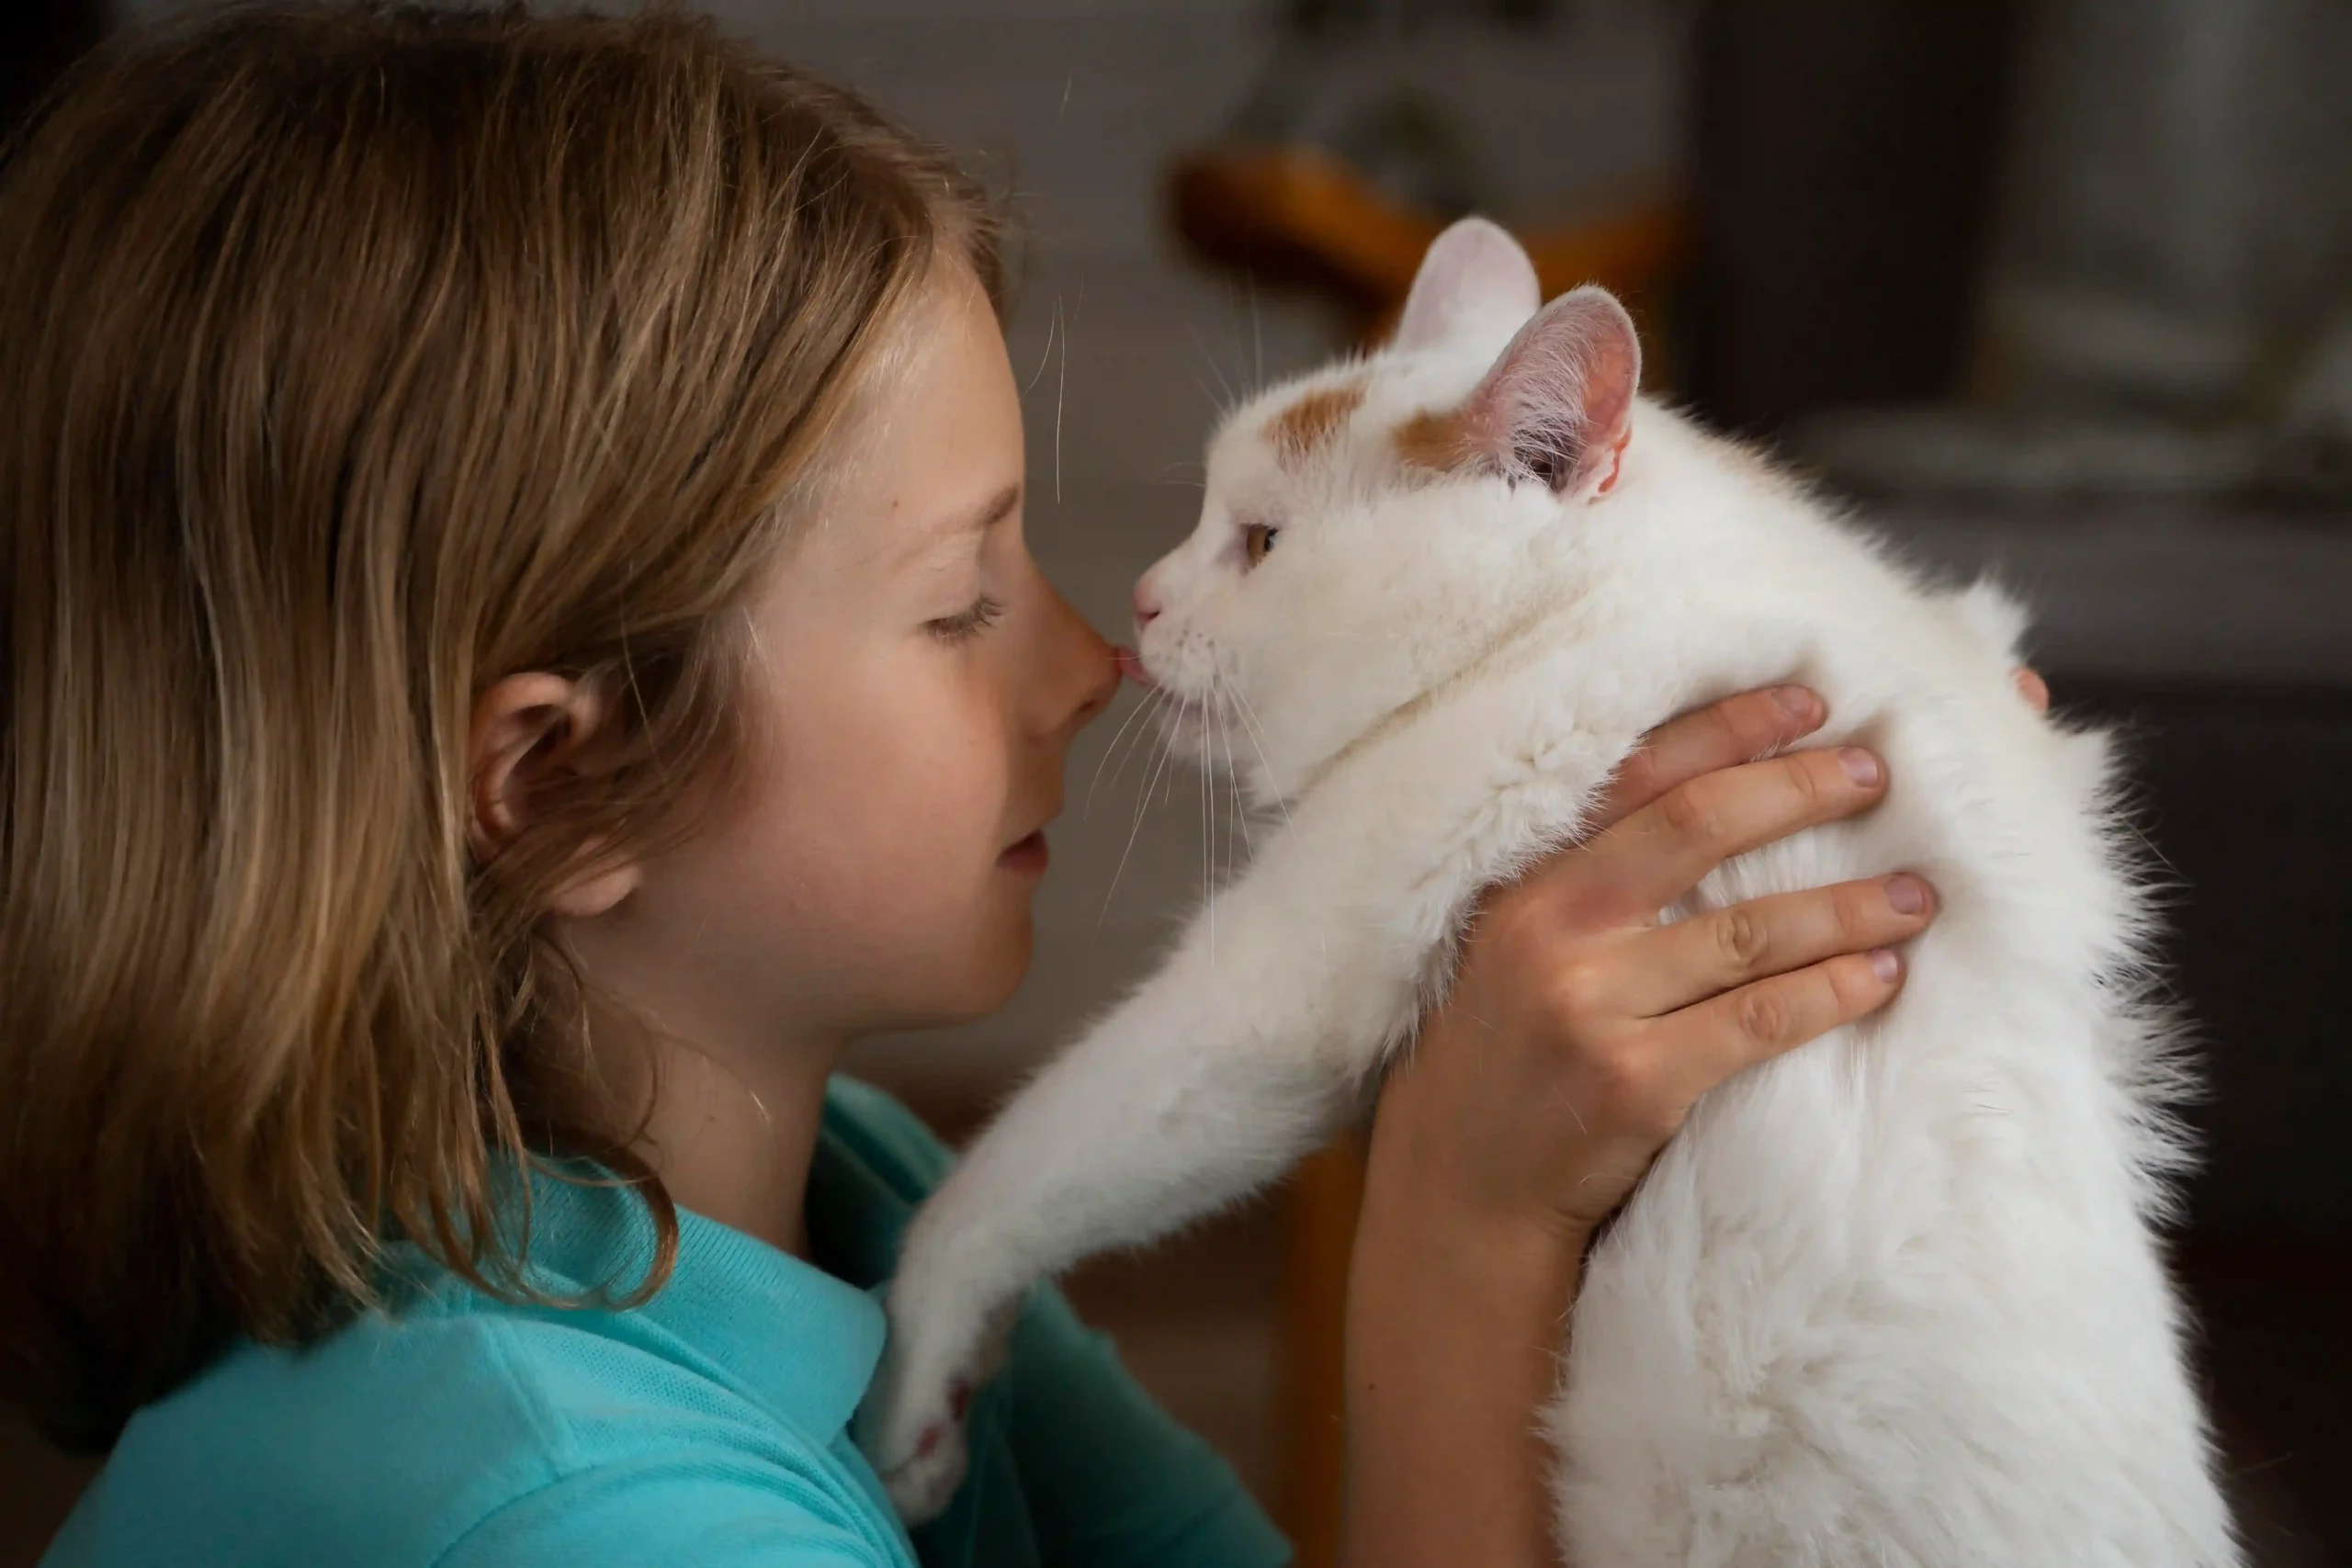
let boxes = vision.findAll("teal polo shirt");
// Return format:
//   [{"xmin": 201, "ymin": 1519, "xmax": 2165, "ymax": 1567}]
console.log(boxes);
[{"xmin": 45, "ymin": 1077, "xmax": 1290, "ymax": 1568}]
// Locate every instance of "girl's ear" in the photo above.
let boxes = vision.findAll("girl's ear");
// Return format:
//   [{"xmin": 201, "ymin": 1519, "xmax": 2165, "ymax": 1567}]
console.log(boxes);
[
  {"xmin": 468, "ymin": 671, "xmax": 643, "ymax": 919},
  {"xmin": 1393, "ymin": 218, "xmax": 1542, "ymax": 355},
  {"xmin": 1453, "ymin": 286, "xmax": 1641, "ymax": 500}
]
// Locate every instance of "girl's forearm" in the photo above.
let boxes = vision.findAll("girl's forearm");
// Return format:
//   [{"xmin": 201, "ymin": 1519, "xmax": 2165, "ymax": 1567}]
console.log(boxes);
[{"xmin": 1340, "ymin": 1145, "xmax": 1588, "ymax": 1568}]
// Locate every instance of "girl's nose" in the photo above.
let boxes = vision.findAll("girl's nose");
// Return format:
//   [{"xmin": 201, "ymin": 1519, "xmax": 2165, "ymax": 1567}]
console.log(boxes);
[{"xmin": 1070, "ymin": 640, "xmax": 1119, "ymax": 728}]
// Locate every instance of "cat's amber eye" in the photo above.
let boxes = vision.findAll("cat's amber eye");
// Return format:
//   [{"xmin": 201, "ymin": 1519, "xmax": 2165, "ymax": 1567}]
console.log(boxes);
[{"xmin": 1244, "ymin": 523, "xmax": 1280, "ymax": 568}]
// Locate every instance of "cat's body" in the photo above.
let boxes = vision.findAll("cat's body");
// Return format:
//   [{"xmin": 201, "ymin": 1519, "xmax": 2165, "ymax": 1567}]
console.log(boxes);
[{"xmin": 863, "ymin": 221, "xmax": 2238, "ymax": 1566}]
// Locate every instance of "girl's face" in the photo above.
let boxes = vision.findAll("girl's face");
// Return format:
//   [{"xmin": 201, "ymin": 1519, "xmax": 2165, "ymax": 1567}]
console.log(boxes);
[{"xmin": 587, "ymin": 264, "xmax": 1118, "ymax": 1049}]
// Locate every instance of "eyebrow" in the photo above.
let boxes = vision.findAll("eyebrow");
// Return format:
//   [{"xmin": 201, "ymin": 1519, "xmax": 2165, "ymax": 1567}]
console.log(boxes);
[
  {"xmin": 953, "ymin": 482, "xmax": 1022, "ymax": 538},
  {"xmin": 894, "ymin": 481, "xmax": 1022, "ymax": 580}
]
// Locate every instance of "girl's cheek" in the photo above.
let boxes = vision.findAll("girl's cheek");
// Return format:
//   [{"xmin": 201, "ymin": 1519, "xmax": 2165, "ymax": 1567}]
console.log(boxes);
[{"xmin": 876, "ymin": 651, "xmax": 1016, "ymax": 855}]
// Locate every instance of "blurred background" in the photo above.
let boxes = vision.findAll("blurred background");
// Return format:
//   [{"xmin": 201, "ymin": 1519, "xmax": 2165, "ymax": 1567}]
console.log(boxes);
[{"xmin": 6, "ymin": 0, "xmax": 2350, "ymax": 1563}]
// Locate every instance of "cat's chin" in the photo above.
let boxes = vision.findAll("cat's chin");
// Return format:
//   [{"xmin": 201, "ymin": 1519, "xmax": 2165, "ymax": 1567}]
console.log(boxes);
[{"xmin": 1153, "ymin": 692, "xmax": 1257, "ymax": 781}]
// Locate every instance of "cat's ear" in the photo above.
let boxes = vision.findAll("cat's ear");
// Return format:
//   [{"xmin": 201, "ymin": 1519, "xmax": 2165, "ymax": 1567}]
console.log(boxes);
[
  {"xmin": 1455, "ymin": 286, "xmax": 1641, "ymax": 500},
  {"xmin": 1393, "ymin": 218, "xmax": 1541, "ymax": 355}
]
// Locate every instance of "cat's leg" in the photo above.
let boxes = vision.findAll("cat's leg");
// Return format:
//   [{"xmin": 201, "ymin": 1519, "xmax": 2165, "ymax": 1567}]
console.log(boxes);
[{"xmin": 864, "ymin": 877, "xmax": 1408, "ymax": 1518}]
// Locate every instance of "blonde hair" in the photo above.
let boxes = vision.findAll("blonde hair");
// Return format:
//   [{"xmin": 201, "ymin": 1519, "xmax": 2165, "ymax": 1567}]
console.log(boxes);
[{"xmin": 0, "ymin": 0, "xmax": 1003, "ymax": 1447}]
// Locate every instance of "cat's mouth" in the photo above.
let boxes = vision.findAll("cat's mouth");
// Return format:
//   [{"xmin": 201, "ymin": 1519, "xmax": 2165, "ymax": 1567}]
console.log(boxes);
[
  {"xmin": 1121, "ymin": 643, "xmax": 1281, "ymax": 803},
  {"xmin": 1114, "ymin": 644, "xmax": 1158, "ymax": 690},
  {"xmin": 1124, "ymin": 641, "xmax": 1247, "ymax": 751}
]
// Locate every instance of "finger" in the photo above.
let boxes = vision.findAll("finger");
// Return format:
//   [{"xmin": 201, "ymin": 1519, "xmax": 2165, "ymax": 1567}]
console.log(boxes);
[
  {"xmin": 1602, "ymin": 874, "xmax": 1935, "ymax": 1018},
  {"xmin": 1589, "ymin": 685, "xmax": 1826, "ymax": 831},
  {"xmin": 1572, "ymin": 746, "xmax": 1889, "ymax": 919},
  {"xmin": 1653, "ymin": 948, "xmax": 1905, "ymax": 1090},
  {"xmin": 2013, "ymin": 666, "xmax": 2050, "ymax": 714}
]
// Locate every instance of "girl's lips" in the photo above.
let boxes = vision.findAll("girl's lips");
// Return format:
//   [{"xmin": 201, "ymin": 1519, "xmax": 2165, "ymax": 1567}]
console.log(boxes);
[
  {"xmin": 1114, "ymin": 645, "xmax": 1158, "ymax": 689},
  {"xmin": 1000, "ymin": 829, "xmax": 1049, "ymax": 874}
]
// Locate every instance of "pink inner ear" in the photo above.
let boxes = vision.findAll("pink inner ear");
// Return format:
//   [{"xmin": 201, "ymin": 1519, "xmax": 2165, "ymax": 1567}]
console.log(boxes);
[
  {"xmin": 1578, "ymin": 320, "xmax": 1639, "ymax": 454},
  {"xmin": 1595, "ymin": 430, "xmax": 1631, "ymax": 495},
  {"xmin": 1461, "ymin": 286, "xmax": 1642, "ymax": 496}
]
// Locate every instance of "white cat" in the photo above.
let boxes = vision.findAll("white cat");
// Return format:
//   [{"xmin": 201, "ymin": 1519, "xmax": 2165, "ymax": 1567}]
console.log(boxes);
[{"xmin": 862, "ymin": 219, "xmax": 2240, "ymax": 1566}]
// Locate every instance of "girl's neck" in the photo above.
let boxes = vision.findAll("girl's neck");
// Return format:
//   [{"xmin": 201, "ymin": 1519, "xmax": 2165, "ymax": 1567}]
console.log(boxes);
[{"xmin": 597, "ymin": 1004, "xmax": 847, "ymax": 1261}]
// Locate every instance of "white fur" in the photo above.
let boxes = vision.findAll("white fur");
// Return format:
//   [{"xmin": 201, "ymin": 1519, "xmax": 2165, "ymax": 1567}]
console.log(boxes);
[{"xmin": 860, "ymin": 221, "xmax": 2239, "ymax": 1565}]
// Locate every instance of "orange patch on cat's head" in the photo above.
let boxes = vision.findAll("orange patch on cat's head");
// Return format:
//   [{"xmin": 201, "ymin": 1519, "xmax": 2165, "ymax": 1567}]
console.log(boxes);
[
  {"xmin": 1266, "ymin": 380, "xmax": 1368, "ymax": 466},
  {"xmin": 1392, "ymin": 406, "xmax": 1476, "ymax": 474}
]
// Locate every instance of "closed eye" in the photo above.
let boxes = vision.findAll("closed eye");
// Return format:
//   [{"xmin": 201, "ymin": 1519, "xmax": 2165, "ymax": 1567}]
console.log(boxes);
[
  {"xmin": 928, "ymin": 594, "xmax": 1005, "ymax": 642},
  {"xmin": 1243, "ymin": 523, "xmax": 1279, "ymax": 569}
]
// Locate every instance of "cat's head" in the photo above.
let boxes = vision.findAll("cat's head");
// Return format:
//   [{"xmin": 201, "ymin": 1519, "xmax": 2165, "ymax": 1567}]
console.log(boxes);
[{"xmin": 1129, "ymin": 218, "xmax": 1645, "ymax": 805}]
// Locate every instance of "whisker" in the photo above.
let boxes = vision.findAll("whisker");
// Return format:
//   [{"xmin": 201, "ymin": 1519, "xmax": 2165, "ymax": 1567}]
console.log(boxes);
[
  {"xmin": 1230, "ymin": 691, "xmax": 1294, "ymax": 839},
  {"xmin": 1249, "ymin": 274, "xmax": 1264, "ymax": 398},
  {"xmin": 1210, "ymin": 678, "xmax": 1244, "ymax": 908},
  {"xmin": 1055, "ymin": 283, "xmax": 1080, "ymax": 505},
  {"xmin": 1201, "ymin": 682, "xmax": 1214, "ymax": 968},
  {"xmin": 1083, "ymin": 682, "xmax": 1164, "ymax": 822},
  {"xmin": 1186, "ymin": 365, "xmax": 1225, "ymax": 418},
  {"xmin": 1224, "ymin": 685, "xmax": 1253, "ymax": 863},
  {"xmin": 1224, "ymin": 276, "xmax": 1260, "ymax": 407},
  {"xmin": 1186, "ymin": 322, "xmax": 1237, "ymax": 414},
  {"xmin": 1104, "ymin": 684, "xmax": 1171, "ymax": 796},
  {"xmin": 1102, "ymin": 693, "xmax": 1186, "ymax": 927},
  {"xmin": 1023, "ymin": 293, "xmax": 1059, "ymax": 398},
  {"xmin": 1230, "ymin": 688, "xmax": 1327, "ymax": 961}
]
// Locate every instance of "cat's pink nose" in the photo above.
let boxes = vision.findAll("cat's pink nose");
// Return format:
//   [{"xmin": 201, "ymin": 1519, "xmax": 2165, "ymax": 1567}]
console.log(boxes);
[{"xmin": 1131, "ymin": 581, "xmax": 1161, "ymax": 627}]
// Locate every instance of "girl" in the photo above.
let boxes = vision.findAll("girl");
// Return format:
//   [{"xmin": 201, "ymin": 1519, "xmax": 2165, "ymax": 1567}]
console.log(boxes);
[{"xmin": 1, "ymin": 5, "xmax": 2011, "ymax": 1564}]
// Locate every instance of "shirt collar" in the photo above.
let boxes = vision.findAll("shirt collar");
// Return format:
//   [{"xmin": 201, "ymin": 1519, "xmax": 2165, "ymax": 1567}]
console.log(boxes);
[{"xmin": 503, "ymin": 1147, "xmax": 892, "ymax": 1447}]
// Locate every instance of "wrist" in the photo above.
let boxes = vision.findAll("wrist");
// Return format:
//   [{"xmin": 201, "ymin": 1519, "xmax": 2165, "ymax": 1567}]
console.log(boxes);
[
  {"xmin": 1341, "ymin": 1135, "xmax": 1589, "ymax": 1568},
  {"xmin": 1363, "ymin": 1055, "xmax": 1600, "ymax": 1271},
  {"xmin": 1349, "ymin": 1162, "xmax": 1588, "ymax": 1350}
]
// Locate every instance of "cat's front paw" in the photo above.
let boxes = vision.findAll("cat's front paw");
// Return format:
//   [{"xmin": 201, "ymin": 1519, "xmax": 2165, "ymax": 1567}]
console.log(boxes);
[
  {"xmin": 862, "ymin": 1292, "xmax": 1017, "ymax": 1526},
  {"xmin": 872, "ymin": 1374, "xmax": 978, "ymax": 1524}
]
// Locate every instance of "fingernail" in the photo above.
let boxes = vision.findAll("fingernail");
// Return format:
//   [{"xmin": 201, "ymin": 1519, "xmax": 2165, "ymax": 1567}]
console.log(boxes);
[
  {"xmin": 1885, "ymin": 874, "xmax": 1929, "ymax": 915},
  {"xmin": 1869, "ymin": 948, "xmax": 1901, "ymax": 982},
  {"xmin": 1773, "ymin": 685, "xmax": 1823, "ymax": 727},
  {"xmin": 1840, "ymin": 748, "xmax": 1883, "ymax": 786}
]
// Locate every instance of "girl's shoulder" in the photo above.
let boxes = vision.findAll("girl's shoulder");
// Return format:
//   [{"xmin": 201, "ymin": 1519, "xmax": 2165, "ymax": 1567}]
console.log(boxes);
[
  {"xmin": 45, "ymin": 1080, "xmax": 1289, "ymax": 1568},
  {"xmin": 45, "ymin": 1145, "xmax": 920, "ymax": 1568}
]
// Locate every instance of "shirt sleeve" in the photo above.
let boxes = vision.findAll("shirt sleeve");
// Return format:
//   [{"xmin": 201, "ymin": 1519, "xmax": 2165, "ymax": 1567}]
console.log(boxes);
[
  {"xmin": 433, "ymin": 1455, "xmax": 913, "ymax": 1568},
  {"xmin": 993, "ymin": 1284, "xmax": 1293, "ymax": 1568}
]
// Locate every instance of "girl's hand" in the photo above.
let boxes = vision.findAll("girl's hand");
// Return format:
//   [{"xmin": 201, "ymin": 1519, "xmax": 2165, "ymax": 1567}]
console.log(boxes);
[
  {"xmin": 1380, "ymin": 666, "xmax": 2047, "ymax": 1243},
  {"xmin": 1378, "ymin": 682, "xmax": 1929, "ymax": 1242},
  {"xmin": 1340, "ymin": 673, "xmax": 2043, "ymax": 1568}
]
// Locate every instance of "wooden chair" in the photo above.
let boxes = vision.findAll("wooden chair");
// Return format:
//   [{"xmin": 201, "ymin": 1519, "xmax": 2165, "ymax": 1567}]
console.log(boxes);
[
  {"xmin": 1170, "ymin": 142, "xmax": 1686, "ymax": 350},
  {"xmin": 1165, "ymin": 139, "xmax": 1687, "ymax": 1568}
]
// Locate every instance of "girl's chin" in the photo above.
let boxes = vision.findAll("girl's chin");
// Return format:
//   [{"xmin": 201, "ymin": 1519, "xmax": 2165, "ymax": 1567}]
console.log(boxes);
[
  {"xmin": 880, "ymin": 930, "xmax": 1031, "ymax": 1033},
  {"xmin": 961, "ymin": 916, "xmax": 1034, "ymax": 1020}
]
